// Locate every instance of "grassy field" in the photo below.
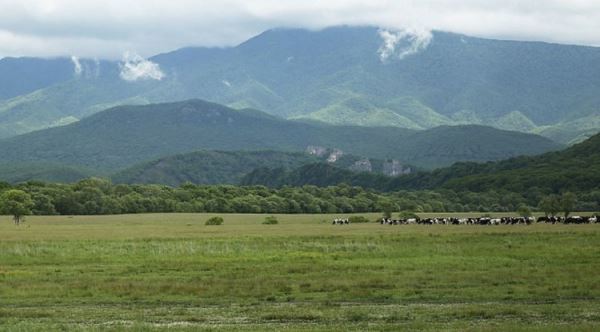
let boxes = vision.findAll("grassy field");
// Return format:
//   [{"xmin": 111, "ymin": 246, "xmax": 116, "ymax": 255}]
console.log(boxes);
[{"xmin": 1, "ymin": 213, "xmax": 599, "ymax": 331}]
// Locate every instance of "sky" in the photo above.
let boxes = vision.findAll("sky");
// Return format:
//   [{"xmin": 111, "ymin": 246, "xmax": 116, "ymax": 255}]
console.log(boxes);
[{"xmin": 1, "ymin": 0, "xmax": 600, "ymax": 59}]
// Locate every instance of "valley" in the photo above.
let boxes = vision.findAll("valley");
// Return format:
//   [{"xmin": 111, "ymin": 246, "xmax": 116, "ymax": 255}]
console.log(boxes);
[{"xmin": 1, "ymin": 11, "xmax": 600, "ymax": 331}]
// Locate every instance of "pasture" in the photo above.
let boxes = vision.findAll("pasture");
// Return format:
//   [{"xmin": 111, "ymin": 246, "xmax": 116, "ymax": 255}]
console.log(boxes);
[{"xmin": 1, "ymin": 213, "xmax": 599, "ymax": 331}]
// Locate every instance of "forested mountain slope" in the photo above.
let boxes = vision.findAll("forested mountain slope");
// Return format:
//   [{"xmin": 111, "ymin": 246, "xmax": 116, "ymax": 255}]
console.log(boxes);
[
  {"xmin": 243, "ymin": 133, "xmax": 600, "ymax": 196},
  {"xmin": 0, "ymin": 100, "xmax": 560, "ymax": 173},
  {"xmin": 1, "ymin": 26, "xmax": 599, "ymax": 142}
]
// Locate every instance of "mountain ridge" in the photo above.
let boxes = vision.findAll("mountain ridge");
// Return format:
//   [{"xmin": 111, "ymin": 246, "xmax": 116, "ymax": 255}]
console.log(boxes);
[
  {"xmin": 0, "ymin": 26, "xmax": 599, "ymax": 142},
  {"xmin": 0, "ymin": 99, "xmax": 561, "ymax": 174}
]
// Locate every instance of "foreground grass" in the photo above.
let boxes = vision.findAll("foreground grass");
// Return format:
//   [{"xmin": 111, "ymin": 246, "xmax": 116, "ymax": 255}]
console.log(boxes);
[{"xmin": 1, "ymin": 213, "xmax": 599, "ymax": 330}]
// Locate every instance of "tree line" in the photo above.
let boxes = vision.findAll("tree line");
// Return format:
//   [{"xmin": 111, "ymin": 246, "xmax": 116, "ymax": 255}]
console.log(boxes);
[{"xmin": 0, "ymin": 178, "xmax": 597, "ymax": 221}]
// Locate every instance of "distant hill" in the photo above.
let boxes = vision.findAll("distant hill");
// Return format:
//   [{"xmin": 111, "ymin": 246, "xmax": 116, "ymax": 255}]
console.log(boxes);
[
  {"xmin": 0, "ymin": 162, "xmax": 93, "ymax": 184},
  {"xmin": 0, "ymin": 57, "xmax": 75, "ymax": 100},
  {"xmin": 112, "ymin": 151, "xmax": 320, "ymax": 186},
  {"xmin": 1, "ymin": 26, "xmax": 599, "ymax": 142},
  {"xmin": 242, "ymin": 133, "xmax": 600, "ymax": 195},
  {"xmin": 241, "ymin": 163, "xmax": 392, "ymax": 189},
  {"xmin": 0, "ymin": 100, "xmax": 560, "ymax": 174},
  {"xmin": 392, "ymin": 132, "xmax": 600, "ymax": 194},
  {"xmin": 111, "ymin": 149, "xmax": 413, "ymax": 186}
]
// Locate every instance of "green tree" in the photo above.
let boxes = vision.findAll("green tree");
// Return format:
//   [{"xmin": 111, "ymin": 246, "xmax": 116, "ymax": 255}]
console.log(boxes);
[
  {"xmin": 516, "ymin": 204, "xmax": 532, "ymax": 218},
  {"xmin": 538, "ymin": 195, "xmax": 560, "ymax": 217},
  {"xmin": 0, "ymin": 190, "xmax": 34, "ymax": 225},
  {"xmin": 31, "ymin": 193, "xmax": 57, "ymax": 215},
  {"xmin": 377, "ymin": 200, "xmax": 396, "ymax": 219},
  {"xmin": 560, "ymin": 192, "xmax": 577, "ymax": 218}
]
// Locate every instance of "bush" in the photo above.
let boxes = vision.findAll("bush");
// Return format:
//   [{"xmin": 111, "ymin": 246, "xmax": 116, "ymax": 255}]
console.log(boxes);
[
  {"xmin": 263, "ymin": 216, "xmax": 279, "ymax": 225},
  {"xmin": 516, "ymin": 204, "xmax": 532, "ymax": 217},
  {"xmin": 398, "ymin": 211, "xmax": 419, "ymax": 219},
  {"xmin": 205, "ymin": 216, "xmax": 224, "ymax": 225},
  {"xmin": 348, "ymin": 216, "xmax": 370, "ymax": 223}
]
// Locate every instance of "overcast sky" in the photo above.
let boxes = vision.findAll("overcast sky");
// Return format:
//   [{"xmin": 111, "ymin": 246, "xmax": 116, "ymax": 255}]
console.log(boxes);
[{"xmin": 1, "ymin": 0, "xmax": 600, "ymax": 59}]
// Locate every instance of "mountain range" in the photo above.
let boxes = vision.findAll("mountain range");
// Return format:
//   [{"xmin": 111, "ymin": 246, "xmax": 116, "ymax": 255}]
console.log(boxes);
[
  {"xmin": 0, "ymin": 26, "xmax": 599, "ymax": 143},
  {"xmin": 0, "ymin": 99, "xmax": 560, "ymax": 173}
]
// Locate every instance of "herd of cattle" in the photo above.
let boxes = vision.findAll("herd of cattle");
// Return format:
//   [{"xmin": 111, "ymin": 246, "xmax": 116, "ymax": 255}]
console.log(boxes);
[{"xmin": 332, "ymin": 216, "xmax": 598, "ymax": 225}]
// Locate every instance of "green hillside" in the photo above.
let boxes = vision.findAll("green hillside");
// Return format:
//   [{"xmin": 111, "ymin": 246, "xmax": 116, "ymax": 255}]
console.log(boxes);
[
  {"xmin": 409, "ymin": 132, "xmax": 600, "ymax": 194},
  {"xmin": 112, "ymin": 149, "xmax": 413, "ymax": 186},
  {"xmin": 0, "ymin": 69, "xmax": 161, "ymax": 138},
  {"xmin": 0, "ymin": 100, "xmax": 560, "ymax": 175},
  {"xmin": 112, "ymin": 151, "xmax": 320, "ymax": 186},
  {"xmin": 241, "ymin": 163, "xmax": 392, "ymax": 189},
  {"xmin": 243, "ymin": 133, "xmax": 600, "ymax": 196},
  {"xmin": 383, "ymin": 131, "xmax": 600, "ymax": 194},
  {"xmin": 0, "ymin": 27, "xmax": 599, "ymax": 142},
  {"xmin": 0, "ymin": 57, "xmax": 75, "ymax": 100},
  {"xmin": 0, "ymin": 162, "xmax": 93, "ymax": 183}
]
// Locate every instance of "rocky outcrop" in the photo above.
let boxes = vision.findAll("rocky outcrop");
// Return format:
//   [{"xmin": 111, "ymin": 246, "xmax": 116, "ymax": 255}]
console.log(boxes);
[
  {"xmin": 383, "ymin": 160, "xmax": 411, "ymax": 176},
  {"xmin": 349, "ymin": 158, "xmax": 372, "ymax": 172}
]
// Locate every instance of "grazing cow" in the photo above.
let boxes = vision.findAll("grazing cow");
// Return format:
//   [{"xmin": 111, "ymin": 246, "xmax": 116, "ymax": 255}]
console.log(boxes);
[
  {"xmin": 333, "ymin": 218, "xmax": 349, "ymax": 225},
  {"xmin": 565, "ymin": 216, "xmax": 584, "ymax": 224},
  {"xmin": 374, "ymin": 214, "xmax": 597, "ymax": 227}
]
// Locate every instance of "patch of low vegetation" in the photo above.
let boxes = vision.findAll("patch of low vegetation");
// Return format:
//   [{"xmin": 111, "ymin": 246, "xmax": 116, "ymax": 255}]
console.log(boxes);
[
  {"xmin": 205, "ymin": 216, "xmax": 224, "ymax": 225},
  {"xmin": 348, "ymin": 215, "xmax": 370, "ymax": 223},
  {"xmin": 262, "ymin": 216, "xmax": 278, "ymax": 225}
]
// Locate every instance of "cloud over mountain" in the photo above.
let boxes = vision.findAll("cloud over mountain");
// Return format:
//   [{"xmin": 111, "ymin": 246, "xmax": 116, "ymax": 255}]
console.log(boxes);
[
  {"xmin": 119, "ymin": 52, "xmax": 164, "ymax": 81},
  {"xmin": 378, "ymin": 28, "xmax": 433, "ymax": 62},
  {"xmin": 1, "ymin": 1, "xmax": 600, "ymax": 59}
]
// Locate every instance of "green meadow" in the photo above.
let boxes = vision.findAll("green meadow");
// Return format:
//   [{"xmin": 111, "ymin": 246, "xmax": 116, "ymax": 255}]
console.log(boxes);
[{"xmin": 1, "ymin": 213, "xmax": 599, "ymax": 331}]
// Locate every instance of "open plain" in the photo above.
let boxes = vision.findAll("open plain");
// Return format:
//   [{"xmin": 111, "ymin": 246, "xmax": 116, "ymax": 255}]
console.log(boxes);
[{"xmin": 1, "ymin": 213, "xmax": 599, "ymax": 331}]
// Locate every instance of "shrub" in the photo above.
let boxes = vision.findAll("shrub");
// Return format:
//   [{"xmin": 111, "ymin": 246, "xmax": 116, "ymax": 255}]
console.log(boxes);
[
  {"xmin": 205, "ymin": 216, "xmax": 224, "ymax": 225},
  {"xmin": 398, "ymin": 211, "xmax": 419, "ymax": 219},
  {"xmin": 263, "ymin": 216, "xmax": 279, "ymax": 225},
  {"xmin": 348, "ymin": 216, "xmax": 370, "ymax": 223},
  {"xmin": 516, "ymin": 204, "xmax": 532, "ymax": 217}
]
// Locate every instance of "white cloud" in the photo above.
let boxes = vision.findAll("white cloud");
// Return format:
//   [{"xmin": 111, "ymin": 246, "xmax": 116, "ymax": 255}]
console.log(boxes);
[
  {"xmin": 93, "ymin": 58, "xmax": 100, "ymax": 78},
  {"xmin": 70, "ymin": 55, "xmax": 82, "ymax": 75},
  {"xmin": 119, "ymin": 52, "xmax": 164, "ymax": 81},
  {"xmin": 378, "ymin": 28, "xmax": 433, "ymax": 62},
  {"xmin": 71, "ymin": 56, "xmax": 101, "ymax": 78},
  {"xmin": 0, "ymin": 1, "xmax": 600, "ymax": 59}
]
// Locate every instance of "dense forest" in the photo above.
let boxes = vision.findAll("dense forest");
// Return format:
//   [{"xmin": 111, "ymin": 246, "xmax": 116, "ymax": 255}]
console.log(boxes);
[
  {"xmin": 1, "ymin": 178, "xmax": 598, "ymax": 217},
  {"xmin": 1, "ymin": 133, "xmax": 598, "ymax": 217},
  {"xmin": 243, "ymin": 132, "xmax": 600, "ymax": 195},
  {"xmin": 112, "ymin": 150, "xmax": 411, "ymax": 186}
]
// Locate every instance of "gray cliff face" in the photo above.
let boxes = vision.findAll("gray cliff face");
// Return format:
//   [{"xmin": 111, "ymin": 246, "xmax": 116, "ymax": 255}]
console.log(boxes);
[
  {"xmin": 305, "ymin": 145, "xmax": 329, "ymax": 157},
  {"xmin": 383, "ymin": 160, "xmax": 411, "ymax": 176},
  {"xmin": 350, "ymin": 158, "xmax": 372, "ymax": 172}
]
